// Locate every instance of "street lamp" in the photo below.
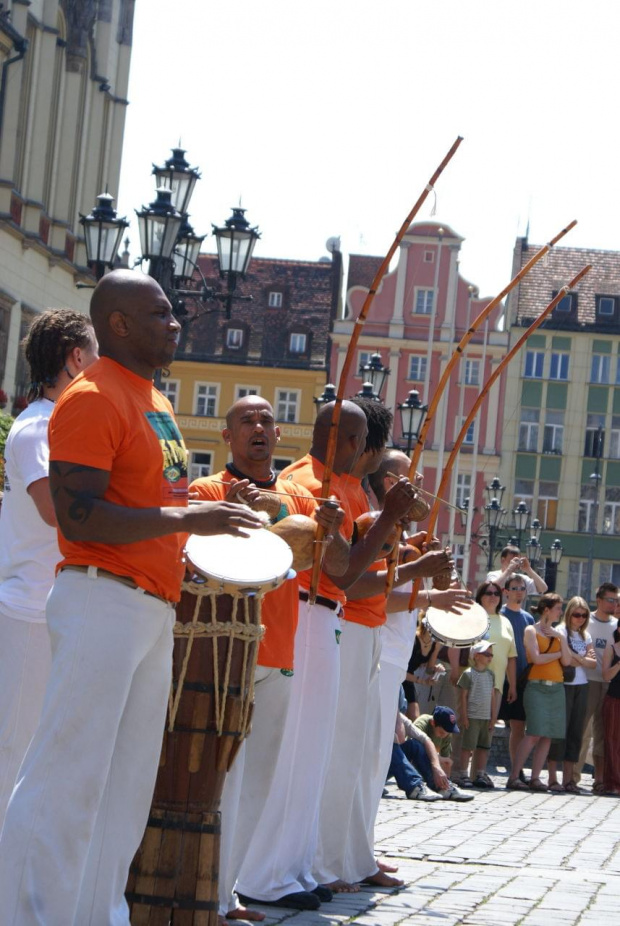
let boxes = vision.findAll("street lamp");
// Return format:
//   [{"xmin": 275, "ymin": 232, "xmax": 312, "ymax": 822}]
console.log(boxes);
[
  {"xmin": 359, "ymin": 352, "xmax": 390, "ymax": 400},
  {"xmin": 397, "ymin": 389, "xmax": 428, "ymax": 454},
  {"xmin": 152, "ymin": 146, "xmax": 201, "ymax": 217},
  {"xmin": 550, "ymin": 539, "xmax": 563, "ymax": 564},
  {"xmin": 526, "ymin": 536, "xmax": 541, "ymax": 565},
  {"xmin": 585, "ymin": 425, "xmax": 603, "ymax": 603},
  {"xmin": 512, "ymin": 500, "xmax": 531, "ymax": 550},
  {"xmin": 483, "ymin": 495, "xmax": 506, "ymax": 570},
  {"xmin": 212, "ymin": 207, "xmax": 261, "ymax": 318},
  {"xmin": 531, "ymin": 518, "xmax": 542, "ymax": 543},
  {"xmin": 546, "ymin": 538, "xmax": 564, "ymax": 592},
  {"xmin": 314, "ymin": 383, "xmax": 337, "ymax": 410},
  {"xmin": 356, "ymin": 382, "xmax": 380, "ymax": 401},
  {"xmin": 484, "ymin": 477, "xmax": 505, "ymax": 509},
  {"xmin": 136, "ymin": 188, "xmax": 184, "ymax": 287},
  {"xmin": 80, "ymin": 191, "xmax": 128, "ymax": 280}
]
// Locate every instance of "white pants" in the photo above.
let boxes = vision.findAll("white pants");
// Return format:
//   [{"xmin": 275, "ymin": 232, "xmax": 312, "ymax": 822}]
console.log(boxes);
[
  {"xmin": 313, "ymin": 621, "xmax": 381, "ymax": 885},
  {"xmin": 218, "ymin": 665, "xmax": 292, "ymax": 916},
  {"xmin": 236, "ymin": 601, "xmax": 341, "ymax": 901},
  {"xmin": 0, "ymin": 569, "xmax": 174, "ymax": 926},
  {"xmin": 0, "ymin": 606, "xmax": 52, "ymax": 831},
  {"xmin": 370, "ymin": 660, "xmax": 406, "ymax": 816}
]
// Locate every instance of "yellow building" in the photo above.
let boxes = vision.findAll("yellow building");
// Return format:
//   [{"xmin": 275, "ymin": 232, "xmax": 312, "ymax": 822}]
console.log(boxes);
[{"xmin": 163, "ymin": 359, "xmax": 328, "ymax": 480}]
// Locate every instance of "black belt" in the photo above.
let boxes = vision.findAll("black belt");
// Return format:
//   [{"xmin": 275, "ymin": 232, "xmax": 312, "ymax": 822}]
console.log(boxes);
[{"xmin": 299, "ymin": 589, "xmax": 341, "ymax": 612}]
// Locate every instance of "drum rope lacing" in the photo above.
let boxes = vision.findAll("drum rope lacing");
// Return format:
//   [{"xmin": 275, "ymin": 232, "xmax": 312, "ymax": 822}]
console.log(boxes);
[{"xmin": 168, "ymin": 580, "xmax": 265, "ymax": 735}]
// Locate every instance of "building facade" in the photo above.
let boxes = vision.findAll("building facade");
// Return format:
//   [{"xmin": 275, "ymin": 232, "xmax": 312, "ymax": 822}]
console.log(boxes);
[
  {"xmin": 500, "ymin": 237, "xmax": 620, "ymax": 601},
  {"xmin": 0, "ymin": 0, "xmax": 134, "ymax": 404},
  {"xmin": 330, "ymin": 221, "xmax": 509, "ymax": 586},
  {"xmin": 167, "ymin": 249, "xmax": 341, "ymax": 476}
]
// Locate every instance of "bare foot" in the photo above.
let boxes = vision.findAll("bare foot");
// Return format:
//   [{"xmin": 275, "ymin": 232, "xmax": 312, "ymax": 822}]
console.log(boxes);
[
  {"xmin": 363, "ymin": 871, "xmax": 405, "ymax": 888},
  {"xmin": 376, "ymin": 858, "xmax": 399, "ymax": 873},
  {"xmin": 323, "ymin": 879, "xmax": 360, "ymax": 893},
  {"xmin": 226, "ymin": 908, "xmax": 266, "ymax": 922}
]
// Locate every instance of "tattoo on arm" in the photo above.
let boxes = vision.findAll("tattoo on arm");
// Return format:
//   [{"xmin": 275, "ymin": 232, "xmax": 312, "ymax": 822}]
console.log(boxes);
[{"xmin": 66, "ymin": 489, "xmax": 95, "ymax": 524}]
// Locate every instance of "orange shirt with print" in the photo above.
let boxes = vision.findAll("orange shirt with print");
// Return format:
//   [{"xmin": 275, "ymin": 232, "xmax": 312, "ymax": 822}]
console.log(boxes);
[
  {"xmin": 280, "ymin": 455, "xmax": 354, "ymax": 607},
  {"xmin": 190, "ymin": 470, "xmax": 317, "ymax": 670},
  {"xmin": 340, "ymin": 474, "xmax": 387, "ymax": 628},
  {"xmin": 48, "ymin": 357, "xmax": 188, "ymax": 603}
]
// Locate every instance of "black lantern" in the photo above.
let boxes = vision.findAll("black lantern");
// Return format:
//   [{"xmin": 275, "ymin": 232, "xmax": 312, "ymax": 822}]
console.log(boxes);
[
  {"xmin": 459, "ymin": 497, "xmax": 471, "ymax": 531},
  {"xmin": 152, "ymin": 147, "xmax": 200, "ymax": 217},
  {"xmin": 136, "ymin": 188, "xmax": 183, "ymax": 267},
  {"xmin": 356, "ymin": 382, "xmax": 379, "ymax": 401},
  {"xmin": 173, "ymin": 218, "xmax": 205, "ymax": 283},
  {"xmin": 512, "ymin": 500, "xmax": 530, "ymax": 548},
  {"xmin": 549, "ymin": 539, "xmax": 563, "ymax": 565},
  {"xmin": 397, "ymin": 389, "xmax": 428, "ymax": 454},
  {"xmin": 484, "ymin": 477, "xmax": 505, "ymax": 509},
  {"xmin": 213, "ymin": 207, "xmax": 260, "ymax": 317},
  {"xmin": 531, "ymin": 518, "xmax": 542, "ymax": 543},
  {"xmin": 80, "ymin": 191, "xmax": 128, "ymax": 280},
  {"xmin": 526, "ymin": 536, "xmax": 541, "ymax": 565},
  {"xmin": 359, "ymin": 352, "xmax": 390, "ymax": 400},
  {"xmin": 314, "ymin": 384, "xmax": 337, "ymax": 409},
  {"xmin": 485, "ymin": 498, "xmax": 505, "ymax": 531}
]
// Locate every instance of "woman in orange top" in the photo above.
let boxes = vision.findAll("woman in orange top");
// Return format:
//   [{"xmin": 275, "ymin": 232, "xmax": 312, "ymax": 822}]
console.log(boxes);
[{"xmin": 507, "ymin": 593, "xmax": 572, "ymax": 792}]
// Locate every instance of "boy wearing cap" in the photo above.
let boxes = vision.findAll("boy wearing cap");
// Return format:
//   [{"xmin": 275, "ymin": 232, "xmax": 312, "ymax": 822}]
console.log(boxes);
[
  {"xmin": 457, "ymin": 641, "xmax": 499, "ymax": 789},
  {"xmin": 391, "ymin": 706, "xmax": 474, "ymax": 801}
]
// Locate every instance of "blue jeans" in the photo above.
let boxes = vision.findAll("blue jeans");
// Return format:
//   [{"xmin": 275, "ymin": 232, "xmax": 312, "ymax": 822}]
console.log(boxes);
[{"xmin": 388, "ymin": 738, "xmax": 434, "ymax": 794}]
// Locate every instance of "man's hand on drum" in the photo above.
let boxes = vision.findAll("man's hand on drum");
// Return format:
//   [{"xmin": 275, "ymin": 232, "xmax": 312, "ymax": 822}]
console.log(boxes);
[
  {"xmin": 184, "ymin": 499, "xmax": 264, "ymax": 537},
  {"xmin": 382, "ymin": 477, "xmax": 419, "ymax": 522},
  {"xmin": 413, "ymin": 547, "xmax": 454, "ymax": 578},
  {"xmin": 430, "ymin": 588, "xmax": 473, "ymax": 614}
]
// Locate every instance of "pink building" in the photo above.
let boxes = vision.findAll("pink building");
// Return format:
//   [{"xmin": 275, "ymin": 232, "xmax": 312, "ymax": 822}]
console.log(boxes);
[{"xmin": 329, "ymin": 222, "xmax": 509, "ymax": 584}]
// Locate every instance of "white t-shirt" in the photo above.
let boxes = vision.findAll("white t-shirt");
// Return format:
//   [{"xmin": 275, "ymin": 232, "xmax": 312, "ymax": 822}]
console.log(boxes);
[
  {"xmin": 380, "ymin": 581, "xmax": 417, "ymax": 674},
  {"xmin": 586, "ymin": 614, "xmax": 618, "ymax": 682},
  {"xmin": 487, "ymin": 568, "xmax": 537, "ymax": 596},
  {"xmin": 0, "ymin": 399, "xmax": 58, "ymax": 620},
  {"xmin": 557, "ymin": 626, "xmax": 593, "ymax": 686}
]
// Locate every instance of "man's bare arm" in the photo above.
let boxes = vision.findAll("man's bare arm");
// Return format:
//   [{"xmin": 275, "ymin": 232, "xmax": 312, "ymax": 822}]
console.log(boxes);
[{"xmin": 50, "ymin": 461, "xmax": 263, "ymax": 544}]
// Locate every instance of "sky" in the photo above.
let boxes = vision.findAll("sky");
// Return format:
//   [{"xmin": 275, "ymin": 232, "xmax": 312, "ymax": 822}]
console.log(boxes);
[{"xmin": 117, "ymin": 0, "xmax": 618, "ymax": 301}]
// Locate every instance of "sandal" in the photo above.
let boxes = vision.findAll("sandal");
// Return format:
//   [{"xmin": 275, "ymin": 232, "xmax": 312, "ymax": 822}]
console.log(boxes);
[
  {"xmin": 564, "ymin": 780, "xmax": 583, "ymax": 795},
  {"xmin": 458, "ymin": 776, "xmax": 474, "ymax": 788},
  {"xmin": 592, "ymin": 781, "xmax": 606, "ymax": 795},
  {"xmin": 548, "ymin": 781, "xmax": 564, "ymax": 793},
  {"xmin": 529, "ymin": 777, "xmax": 548, "ymax": 792},
  {"xmin": 506, "ymin": 777, "xmax": 529, "ymax": 791}
]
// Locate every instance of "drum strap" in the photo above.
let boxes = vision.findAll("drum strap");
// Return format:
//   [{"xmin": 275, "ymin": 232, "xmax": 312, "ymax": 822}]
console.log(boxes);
[{"xmin": 168, "ymin": 583, "xmax": 265, "ymax": 737}]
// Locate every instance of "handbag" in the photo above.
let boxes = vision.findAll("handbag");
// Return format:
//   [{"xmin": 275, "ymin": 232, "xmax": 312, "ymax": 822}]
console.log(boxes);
[
  {"xmin": 562, "ymin": 632, "xmax": 577, "ymax": 683},
  {"xmin": 518, "ymin": 637, "xmax": 554, "ymax": 690}
]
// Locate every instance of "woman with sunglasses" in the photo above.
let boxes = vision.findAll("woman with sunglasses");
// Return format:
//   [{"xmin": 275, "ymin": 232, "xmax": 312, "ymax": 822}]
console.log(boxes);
[
  {"xmin": 547, "ymin": 598, "xmax": 596, "ymax": 793},
  {"xmin": 507, "ymin": 593, "xmax": 573, "ymax": 791},
  {"xmin": 475, "ymin": 581, "xmax": 518, "ymax": 724}
]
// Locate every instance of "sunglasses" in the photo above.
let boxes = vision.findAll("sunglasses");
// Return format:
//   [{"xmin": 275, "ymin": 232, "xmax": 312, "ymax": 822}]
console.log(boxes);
[
  {"xmin": 603, "ymin": 598, "xmax": 618, "ymax": 604},
  {"xmin": 483, "ymin": 590, "xmax": 501, "ymax": 596},
  {"xmin": 571, "ymin": 612, "xmax": 588, "ymax": 619},
  {"xmin": 508, "ymin": 586, "xmax": 526, "ymax": 591}
]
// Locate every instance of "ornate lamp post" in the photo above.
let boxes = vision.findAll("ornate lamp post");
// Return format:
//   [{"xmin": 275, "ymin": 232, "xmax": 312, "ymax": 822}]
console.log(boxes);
[
  {"xmin": 512, "ymin": 500, "xmax": 531, "ymax": 551},
  {"xmin": 359, "ymin": 352, "xmax": 390, "ymax": 401},
  {"xmin": 212, "ymin": 207, "xmax": 261, "ymax": 318},
  {"xmin": 314, "ymin": 383, "xmax": 337, "ymax": 411},
  {"xmin": 356, "ymin": 382, "xmax": 380, "ymax": 401},
  {"xmin": 80, "ymin": 191, "xmax": 128, "ymax": 280},
  {"xmin": 397, "ymin": 389, "xmax": 428, "ymax": 455},
  {"xmin": 483, "ymin": 495, "xmax": 506, "ymax": 570}
]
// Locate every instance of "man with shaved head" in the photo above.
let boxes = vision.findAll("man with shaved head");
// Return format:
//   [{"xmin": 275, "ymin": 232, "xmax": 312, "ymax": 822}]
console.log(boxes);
[
  {"xmin": 0, "ymin": 271, "xmax": 263, "ymax": 925},
  {"xmin": 236, "ymin": 400, "xmax": 419, "ymax": 910}
]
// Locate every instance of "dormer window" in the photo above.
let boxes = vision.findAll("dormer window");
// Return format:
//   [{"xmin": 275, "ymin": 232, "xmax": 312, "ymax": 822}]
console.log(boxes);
[
  {"xmin": 597, "ymin": 295, "xmax": 617, "ymax": 319},
  {"xmin": 268, "ymin": 291, "xmax": 283, "ymax": 308},
  {"xmin": 289, "ymin": 332, "xmax": 307, "ymax": 354},
  {"xmin": 226, "ymin": 328, "xmax": 244, "ymax": 349},
  {"xmin": 552, "ymin": 290, "xmax": 577, "ymax": 316}
]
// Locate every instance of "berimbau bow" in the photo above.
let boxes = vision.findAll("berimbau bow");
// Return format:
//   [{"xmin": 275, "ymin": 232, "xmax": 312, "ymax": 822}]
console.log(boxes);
[
  {"xmin": 405, "ymin": 262, "xmax": 591, "ymax": 610},
  {"xmin": 384, "ymin": 219, "xmax": 578, "ymax": 596},
  {"xmin": 307, "ymin": 136, "xmax": 464, "ymax": 605}
]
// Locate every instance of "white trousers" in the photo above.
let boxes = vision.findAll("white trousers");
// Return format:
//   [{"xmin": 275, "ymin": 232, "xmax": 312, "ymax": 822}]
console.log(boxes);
[
  {"xmin": 0, "ymin": 607, "xmax": 52, "ymax": 831},
  {"xmin": 0, "ymin": 569, "xmax": 174, "ymax": 926},
  {"xmin": 218, "ymin": 665, "xmax": 292, "ymax": 916},
  {"xmin": 313, "ymin": 621, "xmax": 382, "ymax": 885},
  {"xmin": 236, "ymin": 601, "xmax": 341, "ymax": 901},
  {"xmin": 370, "ymin": 659, "xmax": 406, "ymax": 816}
]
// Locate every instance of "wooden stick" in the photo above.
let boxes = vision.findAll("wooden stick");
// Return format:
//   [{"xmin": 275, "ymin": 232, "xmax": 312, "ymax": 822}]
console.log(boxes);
[
  {"xmin": 194, "ymin": 479, "xmax": 334, "ymax": 504},
  {"xmin": 405, "ymin": 263, "xmax": 591, "ymax": 611},
  {"xmin": 385, "ymin": 474, "xmax": 464, "ymax": 514},
  {"xmin": 306, "ymin": 136, "xmax": 465, "ymax": 605},
  {"xmin": 384, "ymin": 218, "xmax": 578, "ymax": 596}
]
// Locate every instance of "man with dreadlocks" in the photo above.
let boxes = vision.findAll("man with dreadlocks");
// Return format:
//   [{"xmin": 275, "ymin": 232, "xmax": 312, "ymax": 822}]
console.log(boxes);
[
  {"xmin": 0, "ymin": 309, "xmax": 98, "ymax": 829},
  {"xmin": 312, "ymin": 398, "xmax": 452, "ymax": 892}
]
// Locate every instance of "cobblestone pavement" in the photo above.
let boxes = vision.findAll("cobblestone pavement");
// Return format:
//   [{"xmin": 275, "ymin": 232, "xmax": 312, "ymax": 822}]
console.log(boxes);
[{"xmin": 236, "ymin": 768, "xmax": 620, "ymax": 926}]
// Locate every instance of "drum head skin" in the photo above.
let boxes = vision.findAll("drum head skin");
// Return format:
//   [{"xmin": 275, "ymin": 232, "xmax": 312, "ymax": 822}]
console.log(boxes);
[
  {"xmin": 425, "ymin": 601, "xmax": 490, "ymax": 648},
  {"xmin": 185, "ymin": 529, "xmax": 294, "ymax": 593}
]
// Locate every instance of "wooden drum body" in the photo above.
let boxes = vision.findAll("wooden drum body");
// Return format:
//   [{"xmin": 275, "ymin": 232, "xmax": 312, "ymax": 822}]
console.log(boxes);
[{"xmin": 127, "ymin": 530, "xmax": 293, "ymax": 925}]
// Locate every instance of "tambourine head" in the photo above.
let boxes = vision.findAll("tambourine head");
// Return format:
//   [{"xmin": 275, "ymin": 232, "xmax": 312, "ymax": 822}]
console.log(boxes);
[
  {"xmin": 184, "ymin": 529, "xmax": 293, "ymax": 594},
  {"xmin": 424, "ymin": 601, "xmax": 490, "ymax": 648}
]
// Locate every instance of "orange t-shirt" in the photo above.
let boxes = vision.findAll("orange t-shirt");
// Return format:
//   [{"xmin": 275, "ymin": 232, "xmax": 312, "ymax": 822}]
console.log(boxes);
[
  {"xmin": 529, "ymin": 633, "xmax": 563, "ymax": 683},
  {"xmin": 280, "ymin": 455, "xmax": 354, "ymax": 606},
  {"xmin": 340, "ymin": 475, "xmax": 387, "ymax": 628},
  {"xmin": 190, "ymin": 469, "xmax": 317, "ymax": 670},
  {"xmin": 49, "ymin": 357, "xmax": 188, "ymax": 602}
]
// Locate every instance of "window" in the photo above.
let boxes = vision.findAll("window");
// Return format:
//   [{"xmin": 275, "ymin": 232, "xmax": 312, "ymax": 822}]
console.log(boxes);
[
  {"xmin": 524, "ymin": 350, "xmax": 544, "ymax": 378},
  {"xmin": 273, "ymin": 457, "xmax": 294, "ymax": 473},
  {"xmin": 597, "ymin": 296, "xmax": 616, "ymax": 317},
  {"xmin": 414, "ymin": 288, "xmax": 434, "ymax": 315},
  {"xmin": 358, "ymin": 351, "xmax": 372, "ymax": 376},
  {"xmin": 424, "ymin": 250, "xmax": 434, "ymax": 263},
  {"xmin": 543, "ymin": 410, "xmax": 564, "ymax": 453},
  {"xmin": 578, "ymin": 483, "xmax": 598, "ymax": 532},
  {"xmin": 518, "ymin": 408, "xmax": 539, "ymax": 452},
  {"xmin": 159, "ymin": 379, "xmax": 179, "ymax": 412},
  {"xmin": 455, "ymin": 473, "xmax": 471, "ymax": 509},
  {"xmin": 584, "ymin": 414, "xmax": 605, "ymax": 457},
  {"xmin": 461, "ymin": 418, "xmax": 475, "ymax": 445},
  {"xmin": 555, "ymin": 293, "xmax": 574, "ymax": 313},
  {"xmin": 235, "ymin": 386, "xmax": 260, "ymax": 399},
  {"xmin": 464, "ymin": 360, "xmax": 480, "ymax": 386},
  {"xmin": 226, "ymin": 328, "xmax": 244, "ymax": 349},
  {"xmin": 603, "ymin": 488, "xmax": 620, "ymax": 535},
  {"xmin": 549, "ymin": 352, "xmax": 569, "ymax": 381},
  {"xmin": 276, "ymin": 389, "xmax": 299, "ymax": 423},
  {"xmin": 537, "ymin": 481, "xmax": 558, "ymax": 529},
  {"xmin": 567, "ymin": 561, "xmax": 586, "ymax": 598},
  {"xmin": 189, "ymin": 451, "xmax": 212, "ymax": 482},
  {"xmin": 194, "ymin": 383, "xmax": 218, "ymax": 417},
  {"xmin": 268, "ymin": 291, "xmax": 283, "ymax": 308},
  {"xmin": 591, "ymin": 353, "xmax": 610, "ymax": 384},
  {"xmin": 408, "ymin": 355, "xmax": 427, "ymax": 382},
  {"xmin": 289, "ymin": 332, "xmax": 307, "ymax": 354},
  {"xmin": 610, "ymin": 416, "xmax": 620, "ymax": 460}
]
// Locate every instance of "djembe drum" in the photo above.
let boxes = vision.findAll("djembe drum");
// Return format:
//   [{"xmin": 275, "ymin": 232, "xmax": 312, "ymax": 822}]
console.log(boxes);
[{"xmin": 126, "ymin": 528, "xmax": 293, "ymax": 925}]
